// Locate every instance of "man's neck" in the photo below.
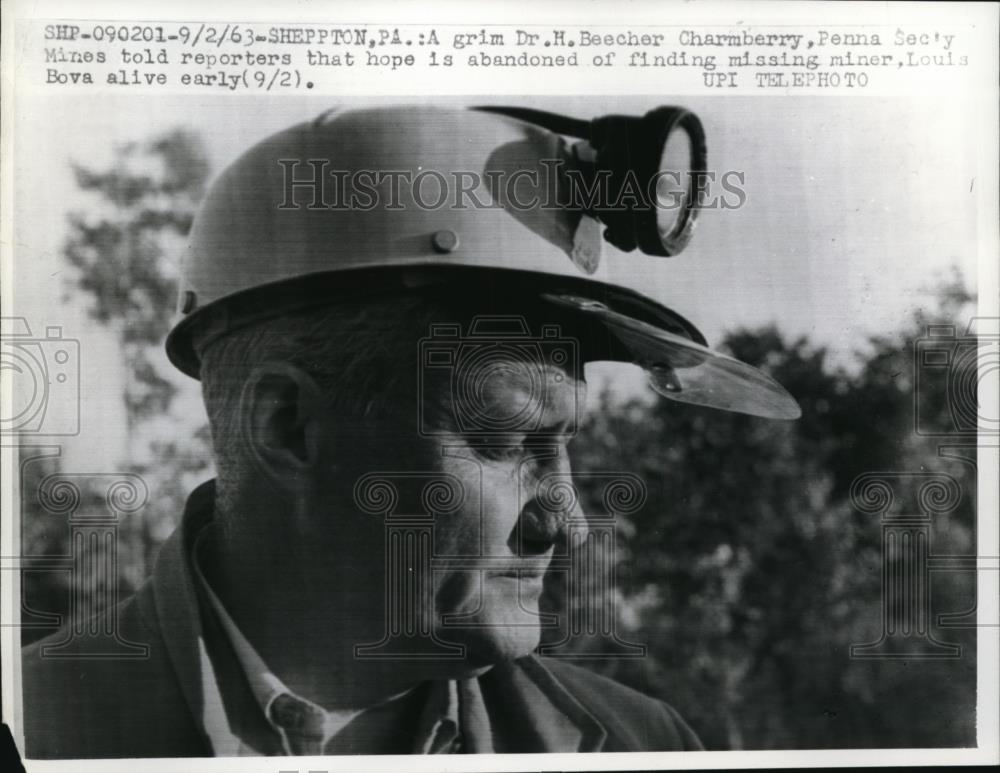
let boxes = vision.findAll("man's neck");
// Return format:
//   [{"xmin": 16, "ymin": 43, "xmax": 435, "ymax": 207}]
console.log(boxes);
[{"xmin": 199, "ymin": 508, "xmax": 484, "ymax": 711}]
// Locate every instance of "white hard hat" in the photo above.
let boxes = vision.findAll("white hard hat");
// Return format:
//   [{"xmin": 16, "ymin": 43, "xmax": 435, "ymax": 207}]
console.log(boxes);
[{"xmin": 166, "ymin": 105, "xmax": 800, "ymax": 420}]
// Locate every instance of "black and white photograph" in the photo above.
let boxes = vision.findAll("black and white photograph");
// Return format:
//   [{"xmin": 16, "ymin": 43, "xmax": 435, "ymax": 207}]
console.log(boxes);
[{"xmin": 1, "ymin": 1, "xmax": 998, "ymax": 769}]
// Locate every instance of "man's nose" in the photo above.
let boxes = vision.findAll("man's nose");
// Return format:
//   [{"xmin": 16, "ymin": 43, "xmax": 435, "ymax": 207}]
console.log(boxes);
[{"xmin": 516, "ymin": 449, "xmax": 582, "ymax": 551}]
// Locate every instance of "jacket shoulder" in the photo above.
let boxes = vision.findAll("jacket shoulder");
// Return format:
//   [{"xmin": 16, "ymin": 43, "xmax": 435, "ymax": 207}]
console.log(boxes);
[
  {"xmin": 20, "ymin": 589, "xmax": 206, "ymax": 759},
  {"xmin": 534, "ymin": 657, "xmax": 703, "ymax": 751}
]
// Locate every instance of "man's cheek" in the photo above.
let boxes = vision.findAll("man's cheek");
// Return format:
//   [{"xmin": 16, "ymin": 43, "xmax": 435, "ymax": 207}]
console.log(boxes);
[{"xmin": 433, "ymin": 510, "xmax": 482, "ymax": 558}]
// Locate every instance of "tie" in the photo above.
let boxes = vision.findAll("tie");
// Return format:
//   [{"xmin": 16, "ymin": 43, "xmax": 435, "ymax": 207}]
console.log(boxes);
[{"xmin": 269, "ymin": 693, "xmax": 326, "ymax": 755}]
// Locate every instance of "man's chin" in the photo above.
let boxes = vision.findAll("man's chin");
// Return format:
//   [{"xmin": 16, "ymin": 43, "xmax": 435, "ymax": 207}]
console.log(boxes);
[
  {"xmin": 433, "ymin": 576, "xmax": 547, "ymax": 663},
  {"xmin": 445, "ymin": 622, "xmax": 542, "ymax": 664}
]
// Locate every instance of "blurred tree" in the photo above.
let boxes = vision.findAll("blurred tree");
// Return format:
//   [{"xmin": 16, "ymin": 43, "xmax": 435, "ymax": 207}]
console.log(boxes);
[
  {"xmin": 62, "ymin": 129, "xmax": 212, "ymax": 579},
  {"xmin": 555, "ymin": 274, "xmax": 978, "ymax": 749},
  {"xmin": 21, "ymin": 130, "xmax": 212, "ymax": 645}
]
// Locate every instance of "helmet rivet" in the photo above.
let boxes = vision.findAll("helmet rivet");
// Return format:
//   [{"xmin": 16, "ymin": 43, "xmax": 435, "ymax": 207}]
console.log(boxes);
[
  {"xmin": 180, "ymin": 290, "xmax": 197, "ymax": 314},
  {"xmin": 431, "ymin": 230, "xmax": 460, "ymax": 254}
]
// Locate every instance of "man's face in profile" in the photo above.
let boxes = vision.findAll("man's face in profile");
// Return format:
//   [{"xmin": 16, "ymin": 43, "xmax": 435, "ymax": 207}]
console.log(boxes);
[
  {"xmin": 308, "ymin": 344, "xmax": 586, "ymax": 667},
  {"xmin": 427, "ymin": 354, "xmax": 586, "ymax": 663}
]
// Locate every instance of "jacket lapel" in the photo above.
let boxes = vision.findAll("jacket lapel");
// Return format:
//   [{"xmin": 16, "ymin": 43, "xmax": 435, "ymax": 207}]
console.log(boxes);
[
  {"xmin": 478, "ymin": 656, "xmax": 607, "ymax": 752},
  {"xmin": 142, "ymin": 481, "xmax": 215, "ymax": 751},
  {"xmin": 143, "ymin": 480, "xmax": 283, "ymax": 755}
]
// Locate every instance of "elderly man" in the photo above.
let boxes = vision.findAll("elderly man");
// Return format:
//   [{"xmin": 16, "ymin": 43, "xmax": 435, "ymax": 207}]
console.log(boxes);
[{"xmin": 22, "ymin": 105, "xmax": 798, "ymax": 757}]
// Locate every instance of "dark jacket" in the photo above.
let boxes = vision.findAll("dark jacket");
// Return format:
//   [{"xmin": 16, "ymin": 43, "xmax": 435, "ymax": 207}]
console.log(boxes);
[{"xmin": 21, "ymin": 482, "xmax": 702, "ymax": 758}]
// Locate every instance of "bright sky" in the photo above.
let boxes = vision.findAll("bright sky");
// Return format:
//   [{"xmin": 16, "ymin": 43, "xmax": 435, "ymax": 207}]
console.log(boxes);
[{"xmin": 11, "ymin": 93, "xmax": 983, "ymax": 471}]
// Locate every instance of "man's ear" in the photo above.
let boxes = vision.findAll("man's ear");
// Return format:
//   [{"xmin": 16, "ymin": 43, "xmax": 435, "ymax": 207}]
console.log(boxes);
[{"xmin": 237, "ymin": 362, "xmax": 327, "ymax": 490}]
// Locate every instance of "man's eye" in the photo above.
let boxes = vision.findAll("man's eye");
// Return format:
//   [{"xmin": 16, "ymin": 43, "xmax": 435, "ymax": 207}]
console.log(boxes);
[{"xmin": 468, "ymin": 434, "xmax": 567, "ymax": 462}]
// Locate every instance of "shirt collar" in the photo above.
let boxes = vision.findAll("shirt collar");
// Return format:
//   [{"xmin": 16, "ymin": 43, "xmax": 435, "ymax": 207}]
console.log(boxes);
[
  {"xmin": 191, "ymin": 526, "xmax": 304, "ymax": 727},
  {"xmin": 189, "ymin": 522, "xmax": 462, "ymax": 754}
]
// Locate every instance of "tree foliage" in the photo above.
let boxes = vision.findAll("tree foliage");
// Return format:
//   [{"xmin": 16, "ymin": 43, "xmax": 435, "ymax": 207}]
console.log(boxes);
[
  {"xmin": 555, "ymin": 275, "xmax": 978, "ymax": 749},
  {"xmin": 63, "ymin": 129, "xmax": 209, "ymax": 420},
  {"xmin": 21, "ymin": 129, "xmax": 213, "ymax": 633}
]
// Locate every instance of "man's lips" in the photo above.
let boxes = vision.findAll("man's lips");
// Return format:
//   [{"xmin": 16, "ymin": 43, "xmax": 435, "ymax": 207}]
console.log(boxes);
[
  {"xmin": 490, "ymin": 555, "xmax": 553, "ymax": 580},
  {"xmin": 434, "ymin": 556, "xmax": 552, "ymax": 577}
]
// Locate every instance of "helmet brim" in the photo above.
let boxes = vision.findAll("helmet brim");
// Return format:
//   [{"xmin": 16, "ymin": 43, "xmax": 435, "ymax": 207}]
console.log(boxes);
[
  {"xmin": 542, "ymin": 292, "xmax": 802, "ymax": 420},
  {"xmin": 167, "ymin": 264, "xmax": 800, "ymax": 421}
]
